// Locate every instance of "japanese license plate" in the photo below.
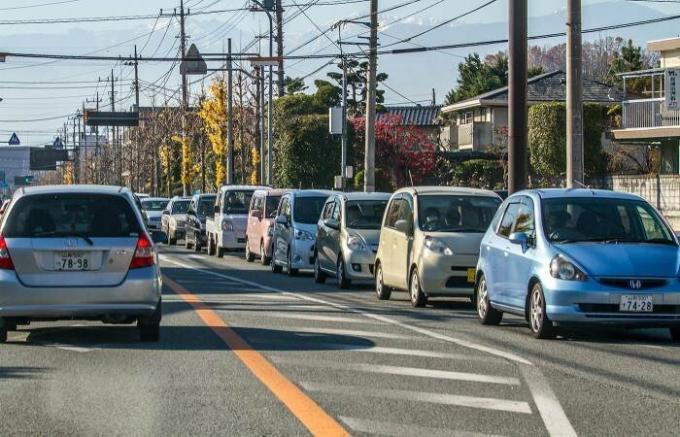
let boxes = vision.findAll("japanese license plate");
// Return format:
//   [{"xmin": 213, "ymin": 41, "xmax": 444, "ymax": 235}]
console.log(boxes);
[
  {"xmin": 467, "ymin": 268, "xmax": 476, "ymax": 283},
  {"xmin": 55, "ymin": 252, "xmax": 91, "ymax": 271},
  {"xmin": 619, "ymin": 295, "xmax": 653, "ymax": 312}
]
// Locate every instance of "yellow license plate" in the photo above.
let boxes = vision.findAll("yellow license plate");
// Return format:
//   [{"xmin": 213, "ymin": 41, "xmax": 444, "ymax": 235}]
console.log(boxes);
[{"xmin": 467, "ymin": 268, "xmax": 476, "ymax": 283}]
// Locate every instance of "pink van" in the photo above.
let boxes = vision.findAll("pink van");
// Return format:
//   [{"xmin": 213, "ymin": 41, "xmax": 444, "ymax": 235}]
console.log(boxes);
[{"xmin": 245, "ymin": 189, "xmax": 286, "ymax": 265}]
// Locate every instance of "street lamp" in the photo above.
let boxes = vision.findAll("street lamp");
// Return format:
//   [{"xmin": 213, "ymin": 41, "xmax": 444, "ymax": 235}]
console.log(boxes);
[{"xmin": 250, "ymin": 0, "xmax": 274, "ymax": 186}]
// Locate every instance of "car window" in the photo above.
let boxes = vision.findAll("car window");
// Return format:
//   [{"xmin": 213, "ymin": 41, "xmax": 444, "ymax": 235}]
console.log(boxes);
[
  {"xmin": 141, "ymin": 199, "xmax": 169, "ymax": 211},
  {"xmin": 331, "ymin": 200, "xmax": 341, "ymax": 222},
  {"xmin": 223, "ymin": 190, "xmax": 254, "ymax": 215},
  {"xmin": 397, "ymin": 199, "xmax": 413, "ymax": 226},
  {"xmin": 3, "ymin": 193, "xmax": 142, "ymax": 238},
  {"xmin": 542, "ymin": 197, "xmax": 675, "ymax": 244},
  {"xmin": 384, "ymin": 198, "xmax": 402, "ymax": 228},
  {"xmin": 513, "ymin": 200, "xmax": 535, "ymax": 238},
  {"xmin": 419, "ymin": 195, "xmax": 501, "ymax": 233},
  {"xmin": 293, "ymin": 196, "xmax": 327, "ymax": 224},
  {"xmin": 322, "ymin": 200, "xmax": 334, "ymax": 221},
  {"xmin": 172, "ymin": 200, "xmax": 190, "ymax": 214},
  {"xmin": 345, "ymin": 200, "xmax": 388, "ymax": 230},
  {"xmin": 279, "ymin": 197, "xmax": 290, "ymax": 220},
  {"xmin": 265, "ymin": 196, "xmax": 281, "ymax": 218},
  {"xmin": 197, "ymin": 197, "xmax": 216, "ymax": 216},
  {"xmin": 498, "ymin": 203, "xmax": 521, "ymax": 238}
]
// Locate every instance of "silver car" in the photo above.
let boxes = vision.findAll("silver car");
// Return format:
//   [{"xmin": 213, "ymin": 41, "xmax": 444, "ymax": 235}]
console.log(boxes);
[
  {"xmin": 141, "ymin": 197, "xmax": 170, "ymax": 231},
  {"xmin": 314, "ymin": 192, "xmax": 390, "ymax": 288},
  {"xmin": 0, "ymin": 185, "xmax": 163, "ymax": 343}
]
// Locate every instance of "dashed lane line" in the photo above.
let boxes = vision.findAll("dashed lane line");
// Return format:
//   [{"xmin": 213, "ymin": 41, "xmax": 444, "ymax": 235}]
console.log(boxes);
[
  {"xmin": 339, "ymin": 416, "xmax": 507, "ymax": 437},
  {"xmin": 284, "ymin": 326, "xmax": 422, "ymax": 341}
]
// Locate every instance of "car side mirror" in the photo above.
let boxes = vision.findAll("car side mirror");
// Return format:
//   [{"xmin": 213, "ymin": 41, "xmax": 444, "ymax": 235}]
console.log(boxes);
[
  {"xmin": 151, "ymin": 230, "xmax": 168, "ymax": 244},
  {"xmin": 394, "ymin": 219, "xmax": 412, "ymax": 235},
  {"xmin": 509, "ymin": 232, "xmax": 529, "ymax": 250},
  {"xmin": 276, "ymin": 214, "xmax": 288, "ymax": 226},
  {"xmin": 324, "ymin": 218, "xmax": 339, "ymax": 230}
]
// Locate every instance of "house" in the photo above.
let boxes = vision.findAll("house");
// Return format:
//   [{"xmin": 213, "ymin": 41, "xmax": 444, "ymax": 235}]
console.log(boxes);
[
  {"xmin": 377, "ymin": 105, "xmax": 442, "ymax": 140},
  {"xmin": 440, "ymin": 71, "xmax": 624, "ymax": 152},
  {"xmin": 611, "ymin": 38, "xmax": 680, "ymax": 174}
]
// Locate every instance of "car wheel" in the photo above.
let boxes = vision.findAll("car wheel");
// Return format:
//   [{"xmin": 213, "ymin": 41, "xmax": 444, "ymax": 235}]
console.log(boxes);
[
  {"xmin": 375, "ymin": 263, "xmax": 391, "ymax": 300},
  {"xmin": 476, "ymin": 275, "xmax": 503, "ymax": 325},
  {"xmin": 271, "ymin": 250, "xmax": 283, "ymax": 273},
  {"xmin": 287, "ymin": 249, "xmax": 298, "ymax": 276},
  {"xmin": 194, "ymin": 234, "xmax": 202, "ymax": 252},
  {"xmin": 207, "ymin": 235, "xmax": 216, "ymax": 256},
  {"xmin": 409, "ymin": 269, "xmax": 427, "ymax": 308},
  {"xmin": 670, "ymin": 326, "xmax": 680, "ymax": 342},
  {"xmin": 0, "ymin": 322, "xmax": 7, "ymax": 343},
  {"xmin": 260, "ymin": 241, "xmax": 270, "ymax": 266},
  {"xmin": 529, "ymin": 282, "xmax": 556, "ymax": 339},
  {"xmin": 337, "ymin": 256, "xmax": 351, "ymax": 289},
  {"xmin": 168, "ymin": 230, "xmax": 177, "ymax": 246},
  {"xmin": 314, "ymin": 256, "xmax": 326, "ymax": 284},
  {"xmin": 245, "ymin": 239, "xmax": 255, "ymax": 262},
  {"xmin": 216, "ymin": 246, "xmax": 225, "ymax": 258}
]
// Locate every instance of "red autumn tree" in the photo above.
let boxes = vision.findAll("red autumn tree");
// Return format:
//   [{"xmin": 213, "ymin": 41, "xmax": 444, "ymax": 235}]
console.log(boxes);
[{"xmin": 352, "ymin": 114, "xmax": 436, "ymax": 190}]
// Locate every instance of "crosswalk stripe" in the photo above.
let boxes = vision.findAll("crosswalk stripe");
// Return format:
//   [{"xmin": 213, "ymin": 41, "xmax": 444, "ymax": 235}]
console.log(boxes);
[
  {"xmin": 339, "ymin": 416, "xmax": 507, "ymax": 437},
  {"xmin": 286, "ymin": 327, "xmax": 421, "ymax": 340},
  {"xmin": 302, "ymin": 383, "xmax": 533, "ymax": 414},
  {"xmin": 262, "ymin": 313, "xmax": 385, "ymax": 324},
  {"xmin": 271, "ymin": 357, "xmax": 520, "ymax": 385}
]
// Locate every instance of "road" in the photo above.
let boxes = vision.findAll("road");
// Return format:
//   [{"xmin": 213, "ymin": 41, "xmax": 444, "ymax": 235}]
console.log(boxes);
[{"xmin": 2, "ymin": 245, "xmax": 679, "ymax": 436}]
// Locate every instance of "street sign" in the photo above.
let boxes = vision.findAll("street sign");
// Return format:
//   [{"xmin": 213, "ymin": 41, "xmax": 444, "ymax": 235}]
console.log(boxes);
[
  {"xmin": 249, "ymin": 57, "xmax": 281, "ymax": 67},
  {"xmin": 180, "ymin": 44, "xmax": 208, "ymax": 76},
  {"xmin": 84, "ymin": 111, "xmax": 139, "ymax": 127},
  {"xmin": 53, "ymin": 137, "xmax": 64, "ymax": 149},
  {"xmin": 30, "ymin": 148, "xmax": 69, "ymax": 171},
  {"xmin": 665, "ymin": 69, "xmax": 680, "ymax": 110},
  {"xmin": 8, "ymin": 133, "xmax": 20, "ymax": 146},
  {"xmin": 329, "ymin": 107, "xmax": 343, "ymax": 135}
]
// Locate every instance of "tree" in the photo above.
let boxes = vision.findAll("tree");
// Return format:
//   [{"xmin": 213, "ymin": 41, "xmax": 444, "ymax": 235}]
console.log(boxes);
[
  {"xmin": 197, "ymin": 80, "xmax": 228, "ymax": 188},
  {"xmin": 326, "ymin": 59, "xmax": 387, "ymax": 114},
  {"xmin": 607, "ymin": 39, "xmax": 655, "ymax": 95},
  {"xmin": 284, "ymin": 76, "xmax": 308, "ymax": 95}
]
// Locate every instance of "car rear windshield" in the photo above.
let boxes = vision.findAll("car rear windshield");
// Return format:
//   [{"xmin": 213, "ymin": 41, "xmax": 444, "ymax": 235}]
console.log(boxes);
[
  {"xmin": 294, "ymin": 196, "xmax": 327, "ymax": 224},
  {"xmin": 345, "ymin": 200, "xmax": 388, "ymax": 229},
  {"xmin": 418, "ymin": 195, "xmax": 501, "ymax": 232},
  {"xmin": 224, "ymin": 190, "xmax": 254, "ymax": 215},
  {"xmin": 2, "ymin": 193, "xmax": 142, "ymax": 238},
  {"xmin": 172, "ymin": 200, "xmax": 190, "ymax": 214},
  {"xmin": 265, "ymin": 196, "xmax": 282, "ymax": 218},
  {"xmin": 142, "ymin": 199, "xmax": 169, "ymax": 211},
  {"xmin": 197, "ymin": 197, "xmax": 216, "ymax": 216},
  {"xmin": 543, "ymin": 197, "xmax": 676, "ymax": 244}
]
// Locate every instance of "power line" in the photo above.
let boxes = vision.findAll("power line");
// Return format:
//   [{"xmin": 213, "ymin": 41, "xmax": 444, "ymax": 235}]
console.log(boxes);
[{"xmin": 0, "ymin": 0, "xmax": 81, "ymax": 11}]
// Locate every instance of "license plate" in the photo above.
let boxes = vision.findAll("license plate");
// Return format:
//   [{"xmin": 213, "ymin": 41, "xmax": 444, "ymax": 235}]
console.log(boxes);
[
  {"xmin": 55, "ymin": 252, "xmax": 91, "ymax": 271},
  {"xmin": 467, "ymin": 268, "xmax": 476, "ymax": 283},
  {"xmin": 619, "ymin": 295, "xmax": 653, "ymax": 312}
]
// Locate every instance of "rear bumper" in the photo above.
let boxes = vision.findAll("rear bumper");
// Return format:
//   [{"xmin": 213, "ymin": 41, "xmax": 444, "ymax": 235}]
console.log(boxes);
[
  {"xmin": 218, "ymin": 231, "xmax": 246, "ymax": 249},
  {"xmin": 0, "ymin": 267, "xmax": 162, "ymax": 319}
]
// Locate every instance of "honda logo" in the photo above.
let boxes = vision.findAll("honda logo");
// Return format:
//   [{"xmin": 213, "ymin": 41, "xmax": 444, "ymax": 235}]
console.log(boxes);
[
  {"xmin": 629, "ymin": 279, "xmax": 642, "ymax": 290},
  {"xmin": 65, "ymin": 239, "xmax": 78, "ymax": 248}
]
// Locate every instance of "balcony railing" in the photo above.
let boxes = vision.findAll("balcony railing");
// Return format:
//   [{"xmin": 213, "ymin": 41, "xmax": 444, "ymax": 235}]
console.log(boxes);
[{"xmin": 622, "ymin": 98, "xmax": 680, "ymax": 129}]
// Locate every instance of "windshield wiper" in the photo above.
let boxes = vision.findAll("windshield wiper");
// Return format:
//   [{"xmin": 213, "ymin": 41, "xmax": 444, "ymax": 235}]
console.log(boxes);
[
  {"xmin": 33, "ymin": 231, "xmax": 94, "ymax": 246},
  {"xmin": 640, "ymin": 238, "xmax": 677, "ymax": 246}
]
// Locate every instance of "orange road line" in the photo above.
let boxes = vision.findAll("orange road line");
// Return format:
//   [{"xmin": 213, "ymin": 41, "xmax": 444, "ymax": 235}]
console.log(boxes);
[{"xmin": 163, "ymin": 275, "xmax": 349, "ymax": 437}]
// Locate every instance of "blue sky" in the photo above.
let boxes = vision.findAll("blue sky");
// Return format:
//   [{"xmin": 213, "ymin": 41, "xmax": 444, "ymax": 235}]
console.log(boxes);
[{"xmin": 0, "ymin": 0, "xmax": 677, "ymax": 146}]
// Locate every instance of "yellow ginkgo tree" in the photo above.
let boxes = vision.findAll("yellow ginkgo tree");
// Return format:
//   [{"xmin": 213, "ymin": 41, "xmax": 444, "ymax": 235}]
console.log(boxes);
[{"xmin": 198, "ymin": 80, "xmax": 228, "ymax": 188}]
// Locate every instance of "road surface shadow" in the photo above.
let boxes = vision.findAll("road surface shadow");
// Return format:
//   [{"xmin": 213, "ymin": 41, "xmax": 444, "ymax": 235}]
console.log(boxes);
[{"xmin": 0, "ymin": 366, "xmax": 47, "ymax": 380}]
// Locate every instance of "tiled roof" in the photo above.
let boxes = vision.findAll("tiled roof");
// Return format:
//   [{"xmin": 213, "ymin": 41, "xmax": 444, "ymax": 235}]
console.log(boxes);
[{"xmin": 379, "ymin": 105, "xmax": 441, "ymax": 126}]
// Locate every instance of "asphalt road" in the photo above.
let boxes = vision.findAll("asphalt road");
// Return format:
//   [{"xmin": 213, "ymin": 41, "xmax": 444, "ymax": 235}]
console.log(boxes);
[{"xmin": 1, "ymin": 244, "xmax": 679, "ymax": 436}]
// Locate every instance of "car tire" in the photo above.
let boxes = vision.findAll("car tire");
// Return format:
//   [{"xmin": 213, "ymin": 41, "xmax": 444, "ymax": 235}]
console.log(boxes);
[
  {"xmin": 409, "ymin": 269, "xmax": 427, "ymax": 308},
  {"xmin": 0, "ymin": 323, "xmax": 7, "ymax": 343},
  {"xmin": 245, "ymin": 239, "xmax": 256, "ymax": 262},
  {"xmin": 287, "ymin": 249, "xmax": 298, "ymax": 276},
  {"xmin": 476, "ymin": 275, "xmax": 503, "ymax": 325},
  {"xmin": 337, "ymin": 256, "xmax": 351, "ymax": 289},
  {"xmin": 168, "ymin": 230, "xmax": 177, "ymax": 246},
  {"xmin": 375, "ymin": 263, "xmax": 392, "ymax": 300},
  {"xmin": 529, "ymin": 282, "xmax": 557, "ymax": 339},
  {"xmin": 271, "ymin": 250, "xmax": 283, "ymax": 273},
  {"xmin": 185, "ymin": 235, "xmax": 193, "ymax": 249},
  {"xmin": 207, "ymin": 236, "xmax": 216, "ymax": 256},
  {"xmin": 314, "ymin": 256, "xmax": 326, "ymax": 284},
  {"xmin": 194, "ymin": 235, "xmax": 202, "ymax": 252},
  {"xmin": 670, "ymin": 326, "xmax": 680, "ymax": 342},
  {"xmin": 217, "ymin": 246, "xmax": 225, "ymax": 258},
  {"xmin": 260, "ymin": 241, "xmax": 270, "ymax": 266}
]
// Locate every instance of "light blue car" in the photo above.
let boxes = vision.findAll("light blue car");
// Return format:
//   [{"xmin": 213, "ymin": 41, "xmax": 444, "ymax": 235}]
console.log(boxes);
[{"xmin": 475, "ymin": 188, "xmax": 680, "ymax": 340}]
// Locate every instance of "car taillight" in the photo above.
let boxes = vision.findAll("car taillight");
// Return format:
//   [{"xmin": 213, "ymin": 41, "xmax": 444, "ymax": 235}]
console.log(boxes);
[
  {"xmin": 0, "ymin": 234, "xmax": 15, "ymax": 270},
  {"xmin": 129, "ymin": 233, "xmax": 155, "ymax": 269}
]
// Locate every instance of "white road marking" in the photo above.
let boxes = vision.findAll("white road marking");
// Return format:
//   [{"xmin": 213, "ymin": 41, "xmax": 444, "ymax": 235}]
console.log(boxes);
[
  {"xmin": 262, "ymin": 312, "xmax": 385, "ymax": 324},
  {"xmin": 302, "ymin": 382, "xmax": 533, "ymax": 414},
  {"xmin": 286, "ymin": 326, "xmax": 419, "ymax": 340},
  {"xmin": 272, "ymin": 357, "xmax": 520, "ymax": 385},
  {"xmin": 339, "ymin": 416, "xmax": 507, "ymax": 437},
  {"xmin": 42, "ymin": 343, "xmax": 95, "ymax": 353},
  {"xmin": 520, "ymin": 365, "xmax": 578, "ymax": 437},
  {"xmin": 188, "ymin": 255, "xmax": 204, "ymax": 260},
  {"xmin": 305, "ymin": 343, "xmax": 502, "ymax": 362},
  {"xmin": 160, "ymin": 255, "xmax": 576, "ymax": 436}
]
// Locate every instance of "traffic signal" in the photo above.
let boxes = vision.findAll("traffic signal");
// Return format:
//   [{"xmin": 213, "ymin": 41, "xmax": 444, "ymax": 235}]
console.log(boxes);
[{"xmin": 14, "ymin": 175, "xmax": 33, "ymax": 186}]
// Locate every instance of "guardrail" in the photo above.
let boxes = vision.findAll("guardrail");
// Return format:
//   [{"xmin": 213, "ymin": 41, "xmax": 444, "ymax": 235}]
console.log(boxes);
[{"xmin": 622, "ymin": 98, "xmax": 680, "ymax": 129}]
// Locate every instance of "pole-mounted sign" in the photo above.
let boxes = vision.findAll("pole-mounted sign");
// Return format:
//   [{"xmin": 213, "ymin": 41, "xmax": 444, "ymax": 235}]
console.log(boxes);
[
  {"xmin": 8, "ymin": 133, "xmax": 20, "ymax": 146},
  {"xmin": 180, "ymin": 44, "xmax": 208, "ymax": 76}
]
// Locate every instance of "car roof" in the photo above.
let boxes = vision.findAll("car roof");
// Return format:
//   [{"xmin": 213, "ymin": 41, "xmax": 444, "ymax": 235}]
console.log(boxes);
[
  {"xmin": 338, "ymin": 191, "xmax": 391, "ymax": 201},
  {"xmin": 519, "ymin": 188, "xmax": 643, "ymax": 201},
  {"xmin": 17, "ymin": 184, "xmax": 130, "ymax": 198},
  {"xmin": 288, "ymin": 189, "xmax": 333, "ymax": 198},
  {"xmin": 142, "ymin": 197, "xmax": 170, "ymax": 202},
  {"xmin": 217, "ymin": 185, "xmax": 269, "ymax": 193},
  {"xmin": 172, "ymin": 196, "xmax": 192, "ymax": 201},
  {"xmin": 395, "ymin": 186, "xmax": 501, "ymax": 198},
  {"xmin": 253, "ymin": 188, "xmax": 288, "ymax": 196}
]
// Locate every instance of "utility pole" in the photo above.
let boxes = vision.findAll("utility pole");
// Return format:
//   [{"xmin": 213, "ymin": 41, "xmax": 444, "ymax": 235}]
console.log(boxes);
[
  {"xmin": 566, "ymin": 0, "xmax": 584, "ymax": 188},
  {"xmin": 507, "ymin": 0, "xmax": 528, "ymax": 194},
  {"xmin": 179, "ymin": 0, "xmax": 190, "ymax": 194},
  {"xmin": 255, "ymin": 66, "xmax": 264, "ymax": 185},
  {"xmin": 363, "ymin": 0, "xmax": 378, "ymax": 193},
  {"xmin": 132, "ymin": 45, "xmax": 141, "ymax": 192},
  {"xmin": 341, "ymin": 56, "xmax": 348, "ymax": 191},
  {"xmin": 72, "ymin": 115, "xmax": 78, "ymax": 184},
  {"xmin": 109, "ymin": 69, "xmax": 122, "ymax": 186},
  {"xmin": 87, "ymin": 92, "xmax": 102, "ymax": 184},
  {"xmin": 275, "ymin": 0, "xmax": 285, "ymax": 96},
  {"xmin": 227, "ymin": 38, "xmax": 235, "ymax": 185}
]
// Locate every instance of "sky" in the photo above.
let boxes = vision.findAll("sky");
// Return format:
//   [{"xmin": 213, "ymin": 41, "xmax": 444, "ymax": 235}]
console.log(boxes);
[{"xmin": 0, "ymin": 0, "xmax": 678, "ymax": 146}]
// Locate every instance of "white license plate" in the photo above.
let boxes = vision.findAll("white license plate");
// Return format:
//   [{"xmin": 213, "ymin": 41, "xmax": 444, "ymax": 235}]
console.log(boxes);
[
  {"xmin": 619, "ymin": 295, "xmax": 653, "ymax": 312},
  {"xmin": 55, "ymin": 252, "xmax": 91, "ymax": 271}
]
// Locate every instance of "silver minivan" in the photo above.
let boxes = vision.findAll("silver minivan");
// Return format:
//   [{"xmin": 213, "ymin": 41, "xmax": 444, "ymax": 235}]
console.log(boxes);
[
  {"xmin": 0, "ymin": 185, "xmax": 164, "ymax": 342},
  {"xmin": 271, "ymin": 190, "xmax": 332, "ymax": 276},
  {"xmin": 314, "ymin": 192, "xmax": 390, "ymax": 288}
]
